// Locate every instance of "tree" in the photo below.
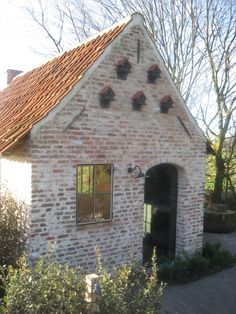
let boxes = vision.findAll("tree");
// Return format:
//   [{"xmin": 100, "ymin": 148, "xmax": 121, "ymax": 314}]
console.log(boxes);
[
  {"xmin": 26, "ymin": 0, "xmax": 205, "ymax": 107},
  {"xmin": 97, "ymin": 0, "xmax": 208, "ymax": 108},
  {"xmin": 197, "ymin": 0, "xmax": 236, "ymax": 202},
  {"xmin": 224, "ymin": 130, "xmax": 236, "ymax": 201},
  {"xmin": 25, "ymin": 0, "xmax": 236, "ymax": 202},
  {"xmin": 24, "ymin": 0, "xmax": 108, "ymax": 54}
]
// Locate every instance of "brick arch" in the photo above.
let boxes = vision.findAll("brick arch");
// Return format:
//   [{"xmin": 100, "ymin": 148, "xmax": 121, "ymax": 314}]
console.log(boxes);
[
  {"xmin": 143, "ymin": 160, "xmax": 186, "ymax": 174},
  {"xmin": 143, "ymin": 161, "xmax": 193, "ymax": 261}
]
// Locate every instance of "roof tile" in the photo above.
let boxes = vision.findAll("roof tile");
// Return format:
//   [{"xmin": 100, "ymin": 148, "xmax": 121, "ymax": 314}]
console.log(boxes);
[{"xmin": 0, "ymin": 19, "xmax": 129, "ymax": 154}]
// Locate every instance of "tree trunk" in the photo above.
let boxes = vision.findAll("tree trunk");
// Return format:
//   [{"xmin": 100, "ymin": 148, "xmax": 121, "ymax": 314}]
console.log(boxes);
[
  {"xmin": 228, "ymin": 176, "xmax": 236, "ymax": 201},
  {"xmin": 213, "ymin": 154, "xmax": 225, "ymax": 202}
]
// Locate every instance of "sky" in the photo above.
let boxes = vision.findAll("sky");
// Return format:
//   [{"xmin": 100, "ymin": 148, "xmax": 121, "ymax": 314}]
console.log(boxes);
[
  {"xmin": 0, "ymin": 1, "xmax": 49, "ymax": 89},
  {"xmin": 0, "ymin": 0, "xmax": 234, "ymax": 134}
]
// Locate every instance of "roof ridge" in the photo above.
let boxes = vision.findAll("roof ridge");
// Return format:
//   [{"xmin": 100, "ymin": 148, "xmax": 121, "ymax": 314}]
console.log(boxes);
[{"xmin": 74, "ymin": 13, "xmax": 144, "ymax": 49}]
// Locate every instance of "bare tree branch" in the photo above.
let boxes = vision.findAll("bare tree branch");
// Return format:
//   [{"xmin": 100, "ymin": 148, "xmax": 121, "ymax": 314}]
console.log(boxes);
[{"xmin": 25, "ymin": 0, "xmax": 236, "ymax": 202}]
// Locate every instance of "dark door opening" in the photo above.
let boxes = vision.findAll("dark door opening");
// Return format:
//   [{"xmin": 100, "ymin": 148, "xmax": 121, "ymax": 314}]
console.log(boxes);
[{"xmin": 143, "ymin": 164, "xmax": 178, "ymax": 263}]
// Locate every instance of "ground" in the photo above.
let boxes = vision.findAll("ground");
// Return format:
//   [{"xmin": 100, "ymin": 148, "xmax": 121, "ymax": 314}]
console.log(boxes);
[
  {"xmin": 161, "ymin": 265, "xmax": 236, "ymax": 314},
  {"xmin": 161, "ymin": 230, "xmax": 236, "ymax": 314}
]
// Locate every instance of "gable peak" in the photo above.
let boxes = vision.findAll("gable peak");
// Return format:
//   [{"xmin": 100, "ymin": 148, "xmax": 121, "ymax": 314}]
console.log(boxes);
[{"xmin": 130, "ymin": 12, "xmax": 145, "ymax": 25}]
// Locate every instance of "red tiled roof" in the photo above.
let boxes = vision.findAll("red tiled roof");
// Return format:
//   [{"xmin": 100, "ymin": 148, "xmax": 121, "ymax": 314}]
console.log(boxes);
[{"xmin": 0, "ymin": 18, "xmax": 130, "ymax": 154}]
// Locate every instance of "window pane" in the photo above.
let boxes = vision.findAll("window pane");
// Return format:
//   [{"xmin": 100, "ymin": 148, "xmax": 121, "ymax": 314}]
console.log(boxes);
[
  {"xmin": 95, "ymin": 194, "xmax": 111, "ymax": 221},
  {"xmin": 78, "ymin": 165, "xmax": 94, "ymax": 194},
  {"xmin": 76, "ymin": 164, "xmax": 113, "ymax": 224},
  {"xmin": 77, "ymin": 195, "xmax": 94, "ymax": 223},
  {"xmin": 95, "ymin": 165, "xmax": 112, "ymax": 193},
  {"xmin": 146, "ymin": 204, "xmax": 152, "ymax": 223}
]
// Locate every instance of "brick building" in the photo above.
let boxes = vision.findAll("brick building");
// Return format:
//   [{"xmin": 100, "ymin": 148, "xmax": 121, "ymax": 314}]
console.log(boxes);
[{"xmin": 0, "ymin": 13, "xmax": 205, "ymax": 270}]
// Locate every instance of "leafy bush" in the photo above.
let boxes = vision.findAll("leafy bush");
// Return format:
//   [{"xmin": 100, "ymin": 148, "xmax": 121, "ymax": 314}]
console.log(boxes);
[
  {"xmin": 160, "ymin": 243, "xmax": 236, "ymax": 283},
  {"xmin": 2, "ymin": 257, "xmax": 88, "ymax": 314},
  {"xmin": 0, "ymin": 189, "xmax": 28, "ymax": 300},
  {"xmin": 0, "ymin": 265, "xmax": 7, "ymax": 303},
  {"xmin": 160, "ymin": 253, "xmax": 210, "ymax": 283},
  {"xmin": 97, "ymin": 249, "xmax": 165, "ymax": 314},
  {"xmin": 184, "ymin": 252, "xmax": 210, "ymax": 275},
  {"xmin": 0, "ymin": 189, "xmax": 28, "ymax": 267},
  {"xmin": 1, "ymin": 250, "xmax": 165, "ymax": 314},
  {"xmin": 202, "ymin": 242, "xmax": 235, "ymax": 268}
]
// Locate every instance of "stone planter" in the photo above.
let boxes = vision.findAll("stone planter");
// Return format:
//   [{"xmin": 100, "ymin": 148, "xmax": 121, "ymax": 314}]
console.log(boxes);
[{"xmin": 204, "ymin": 204, "xmax": 236, "ymax": 233}]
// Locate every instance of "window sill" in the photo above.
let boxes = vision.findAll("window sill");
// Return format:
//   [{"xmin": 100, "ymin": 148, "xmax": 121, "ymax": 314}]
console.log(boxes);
[{"xmin": 76, "ymin": 219, "xmax": 113, "ymax": 227}]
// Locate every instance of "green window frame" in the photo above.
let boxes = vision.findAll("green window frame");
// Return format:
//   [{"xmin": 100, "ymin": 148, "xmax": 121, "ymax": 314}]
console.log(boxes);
[{"xmin": 76, "ymin": 164, "xmax": 113, "ymax": 225}]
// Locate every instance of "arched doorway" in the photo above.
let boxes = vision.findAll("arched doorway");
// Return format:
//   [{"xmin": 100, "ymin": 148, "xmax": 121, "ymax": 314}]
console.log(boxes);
[{"xmin": 143, "ymin": 164, "xmax": 178, "ymax": 262}]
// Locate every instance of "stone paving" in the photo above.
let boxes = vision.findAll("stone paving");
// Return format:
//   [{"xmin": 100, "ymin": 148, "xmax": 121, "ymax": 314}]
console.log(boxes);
[
  {"xmin": 161, "ymin": 266, "xmax": 236, "ymax": 314},
  {"xmin": 161, "ymin": 231, "xmax": 236, "ymax": 314}
]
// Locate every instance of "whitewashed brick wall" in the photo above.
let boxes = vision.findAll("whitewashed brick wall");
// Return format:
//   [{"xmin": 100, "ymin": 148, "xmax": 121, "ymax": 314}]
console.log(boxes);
[{"xmin": 0, "ymin": 154, "xmax": 31, "ymax": 206}]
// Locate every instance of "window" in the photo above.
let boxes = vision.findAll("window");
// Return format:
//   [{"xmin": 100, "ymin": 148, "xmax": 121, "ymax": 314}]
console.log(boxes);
[
  {"xmin": 76, "ymin": 164, "xmax": 113, "ymax": 224},
  {"xmin": 143, "ymin": 203, "xmax": 152, "ymax": 237}
]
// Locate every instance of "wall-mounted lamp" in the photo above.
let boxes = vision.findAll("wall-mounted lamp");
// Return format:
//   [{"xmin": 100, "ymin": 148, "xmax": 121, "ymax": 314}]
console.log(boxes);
[{"xmin": 127, "ymin": 165, "xmax": 145, "ymax": 178}]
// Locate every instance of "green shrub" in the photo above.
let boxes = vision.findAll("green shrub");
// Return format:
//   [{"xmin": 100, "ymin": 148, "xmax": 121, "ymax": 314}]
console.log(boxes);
[
  {"xmin": 202, "ymin": 242, "xmax": 235, "ymax": 268},
  {"xmin": 0, "ymin": 189, "xmax": 28, "ymax": 267},
  {"xmin": 3, "ymin": 257, "xmax": 88, "ymax": 314},
  {"xmin": 160, "ymin": 252, "xmax": 210, "ymax": 282},
  {"xmin": 97, "ymin": 249, "xmax": 165, "ymax": 314},
  {"xmin": 0, "ymin": 265, "xmax": 7, "ymax": 304},
  {"xmin": 0, "ymin": 189, "xmax": 28, "ymax": 300},
  {"xmin": 160, "ymin": 243, "xmax": 236, "ymax": 283},
  {"xmin": 184, "ymin": 252, "xmax": 210, "ymax": 275},
  {"xmin": 2, "ymin": 250, "xmax": 165, "ymax": 314}
]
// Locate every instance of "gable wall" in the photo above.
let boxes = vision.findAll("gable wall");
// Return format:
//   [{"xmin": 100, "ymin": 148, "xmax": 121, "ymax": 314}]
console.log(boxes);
[{"xmin": 27, "ymin": 24, "xmax": 206, "ymax": 271}]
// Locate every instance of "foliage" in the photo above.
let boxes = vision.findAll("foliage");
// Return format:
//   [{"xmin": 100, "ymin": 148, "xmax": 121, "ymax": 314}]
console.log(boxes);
[
  {"xmin": 97, "ymin": 248, "xmax": 165, "ymax": 314},
  {"xmin": 205, "ymin": 155, "xmax": 216, "ymax": 192},
  {"xmin": 160, "ymin": 243, "xmax": 236, "ymax": 283},
  {"xmin": 2, "ymin": 257, "xmax": 88, "ymax": 314},
  {"xmin": 202, "ymin": 242, "xmax": 235, "ymax": 268},
  {"xmin": 0, "ymin": 266, "xmax": 7, "ymax": 304},
  {"xmin": 200, "ymin": 0, "xmax": 236, "ymax": 202},
  {"xmin": 160, "ymin": 252, "xmax": 210, "ymax": 283},
  {"xmin": 0, "ymin": 249, "xmax": 166, "ymax": 314},
  {"xmin": 0, "ymin": 189, "xmax": 28, "ymax": 301},
  {"xmin": 206, "ymin": 140, "xmax": 236, "ymax": 204},
  {"xmin": 0, "ymin": 189, "xmax": 28, "ymax": 268}
]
